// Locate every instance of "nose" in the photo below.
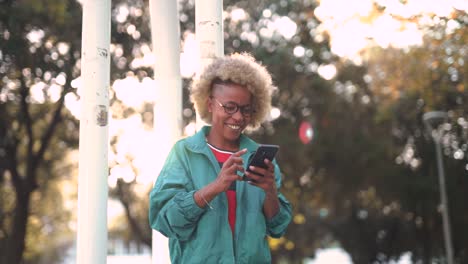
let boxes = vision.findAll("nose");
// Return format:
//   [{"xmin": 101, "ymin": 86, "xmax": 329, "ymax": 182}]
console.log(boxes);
[{"xmin": 231, "ymin": 108, "xmax": 244, "ymax": 121}]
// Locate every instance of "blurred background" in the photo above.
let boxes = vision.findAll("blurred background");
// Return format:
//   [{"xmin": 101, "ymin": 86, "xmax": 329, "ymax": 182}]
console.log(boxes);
[{"xmin": 0, "ymin": 0, "xmax": 467, "ymax": 263}]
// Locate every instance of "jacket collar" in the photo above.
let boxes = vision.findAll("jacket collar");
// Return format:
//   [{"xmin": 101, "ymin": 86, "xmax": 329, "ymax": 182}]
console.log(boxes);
[{"xmin": 185, "ymin": 126, "xmax": 258, "ymax": 154}]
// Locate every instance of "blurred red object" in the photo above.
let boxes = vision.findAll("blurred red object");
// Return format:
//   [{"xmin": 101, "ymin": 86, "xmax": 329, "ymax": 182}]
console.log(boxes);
[{"xmin": 299, "ymin": 121, "xmax": 313, "ymax": 144}]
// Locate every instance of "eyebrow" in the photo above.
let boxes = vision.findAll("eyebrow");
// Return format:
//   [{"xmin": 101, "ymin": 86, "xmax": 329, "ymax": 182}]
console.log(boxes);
[{"xmin": 218, "ymin": 99, "xmax": 252, "ymax": 107}]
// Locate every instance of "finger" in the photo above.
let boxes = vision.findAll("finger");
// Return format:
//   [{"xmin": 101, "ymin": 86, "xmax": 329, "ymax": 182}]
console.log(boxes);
[
  {"xmin": 226, "ymin": 163, "xmax": 245, "ymax": 175},
  {"xmin": 233, "ymin": 164, "xmax": 245, "ymax": 174},
  {"xmin": 246, "ymin": 180, "xmax": 259, "ymax": 187},
  {"xmin": 227, "ymin": 150, "xmax": 245, "ymax": 163},
  {"xmin": 223, "ymin": 156, "xmax": 244, "ymax": 169},
  {"xmin": 248, "ymin": 165, "xmax": 269, "ymax": 177},
  {"xmin": 264, "ymin": 159, "xmax": 275, "ymax": 171},
  {"xmin": 244, "ymin": 171, "xmax": 263, "ymax": 182},
  {"xmin": 232, "ymin": 148, "xmax": 248, "ymax": 157},
  {"xmin": 231, "ymin": 156, "xmax": 244, "ymax": 165}
]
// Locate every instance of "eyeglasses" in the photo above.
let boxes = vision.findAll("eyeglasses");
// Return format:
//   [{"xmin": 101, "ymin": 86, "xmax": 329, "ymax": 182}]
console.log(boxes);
[{"xmin": 211, "ymin": 97, "xmax": 255, "ymax": 117}]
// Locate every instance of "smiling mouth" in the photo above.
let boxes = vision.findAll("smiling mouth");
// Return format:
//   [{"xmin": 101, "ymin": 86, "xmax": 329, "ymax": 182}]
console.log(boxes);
[{"xmin": 226, "ymin": 124, "xmax": 241, "ymax": 130}]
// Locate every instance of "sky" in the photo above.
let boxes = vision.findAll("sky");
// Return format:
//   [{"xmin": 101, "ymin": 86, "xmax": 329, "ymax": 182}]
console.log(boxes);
[{"xmin": 315, "ymin": 0, "xmax": 467, "ymax": 63}]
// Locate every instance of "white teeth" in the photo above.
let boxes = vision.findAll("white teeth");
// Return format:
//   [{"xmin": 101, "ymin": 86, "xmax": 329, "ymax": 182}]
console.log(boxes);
[{"xmin": 227, "ymin": 124, "xmax": 241, "ymax": 130}]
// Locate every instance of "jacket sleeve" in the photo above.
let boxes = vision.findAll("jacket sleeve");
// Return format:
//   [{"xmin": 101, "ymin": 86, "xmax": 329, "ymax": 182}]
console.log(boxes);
[
  {"xmin": 148, "ymin": 143, "xmax": 207, "ymax": 241},
  {"xmin": 265, "ymin": 162, "xmax": 292, "ymax": 238}
]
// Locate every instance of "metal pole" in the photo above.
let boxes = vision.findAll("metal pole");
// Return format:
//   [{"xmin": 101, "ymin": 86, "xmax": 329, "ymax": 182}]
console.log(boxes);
[
  {"xmin": 195, "ymin": 0, "xmax": 224, "ymax": 130},
  {"xmin": 149, "ymin": 0, "xmax": 182, "ymax": 263},
  {"xmin": 433, "ymin": 129, "xmax": 454, "ymax": 264},
  {"xmin": 77, "ymin": 0, "xmax": 111, "ymax": 263}
]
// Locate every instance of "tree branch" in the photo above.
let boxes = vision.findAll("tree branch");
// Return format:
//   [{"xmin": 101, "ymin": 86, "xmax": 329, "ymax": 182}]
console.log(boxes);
[
  {"xmin": 31, "ymin": 43, "xmax": 78, "ymax": 178},
  {"xmin": 31, "ymin": 96, "xmax": 65, "ymax": 173},
  {"xmin": 19, "ymin": 78, "xmax": 34, "ymax": 172},
  {"xmin": 5, "ymin": 136, "xmax": 22, "ymax": 193},
  {"xmin": 116, "ymin": 180, "xmax": 151, "ymax": 246}
]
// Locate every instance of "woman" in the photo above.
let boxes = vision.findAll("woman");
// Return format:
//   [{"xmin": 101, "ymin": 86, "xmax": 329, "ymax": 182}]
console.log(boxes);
[{"xmin": 149, "ymin": 53, "xmax": 292, "ymax": 263}]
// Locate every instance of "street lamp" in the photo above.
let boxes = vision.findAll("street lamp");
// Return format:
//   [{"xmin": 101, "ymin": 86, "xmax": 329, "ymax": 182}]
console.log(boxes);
[{"xmin": 422, "ymin": 111, "xmax": 454, "ymax": 264}]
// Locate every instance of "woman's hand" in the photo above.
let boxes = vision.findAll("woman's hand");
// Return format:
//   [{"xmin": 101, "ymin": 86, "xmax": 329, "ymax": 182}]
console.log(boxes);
[
  {"xmin": 214, "ymin": 148, "xmax": 247, "ymax": 192},
  {"xmin": 245, "ymin": 158, "xmax": 280, "ymax": 218},
  {"xmin": 194, "ymin": 148, "xmax": 247, "ymax": 209},
  {"xmin": 244, "ymin": 158, "xmax": 277, "ymax": 194}
]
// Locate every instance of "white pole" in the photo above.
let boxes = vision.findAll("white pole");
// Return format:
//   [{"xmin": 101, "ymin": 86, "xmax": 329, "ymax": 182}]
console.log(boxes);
[
  {"xmin": 76, "ymin": 0, "xmax": 111, "ymax": 263},
  {"xmin": 434, "ymin": 130, "xmax": 454, "ymax": 264},
  {"xmin": 423, "ymin": 111, "xmax": 454, "ymax": 264},
  {"xmin": 195, "ymin": 0, "xmax": 224, "ymax": 129},
  {"xmin": 149, "ymin": 1, "xmax": 182, "ymax": 263}
]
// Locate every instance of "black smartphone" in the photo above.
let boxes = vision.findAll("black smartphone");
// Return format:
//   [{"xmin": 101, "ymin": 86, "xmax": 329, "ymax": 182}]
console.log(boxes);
[{"xmin": 243, "ymin": 144, "xmax": 279, "ymax": 181}]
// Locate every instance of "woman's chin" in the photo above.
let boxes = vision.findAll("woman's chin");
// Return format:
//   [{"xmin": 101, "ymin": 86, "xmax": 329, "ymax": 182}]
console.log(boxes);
[{"xmin": 224, "ymin": 126, "xmax": 242, "ymax": 140}]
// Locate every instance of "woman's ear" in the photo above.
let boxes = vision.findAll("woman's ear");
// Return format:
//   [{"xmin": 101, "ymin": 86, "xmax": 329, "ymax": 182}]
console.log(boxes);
[{"xmin": 207, "ymin": 96, "xmax": 213, "ymax": 112}]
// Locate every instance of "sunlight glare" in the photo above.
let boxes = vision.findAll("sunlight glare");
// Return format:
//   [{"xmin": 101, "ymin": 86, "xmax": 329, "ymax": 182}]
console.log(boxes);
[
  {"xmin": 130, "ymin": 53, "xmax": 155, "ymax": 69},
  {"xmin": 108, "ymin": 199, "xmax": 125, "ymax": 226},
  {"xmin": 184, "ymin": 122, "xmax": 197, "ymax": 136},
  {"xmin": 116, "ymin": 4, "xmax": 129, "ymax": 23},
  {"xmin": 57, "ymin": 42, "xmax": 70, "ymax": 55},
  {"xmin": 112, "ymin": 76, "xmax": 156, "ymax": 108},
  {"xmin": 30, "ymin": 82, "xmax": 46, "ymax": 103},
  {"xmin": 315, "ymin": 0, "xmax": 373, "ymax": 22},
  {"xmin": 109, "ymin": 165, "xmax": 135, "ymax": 184},
  {"xmin": 26, "ymin": 29, "xmax": 45, "ymax": 44},
  {"xmin": 263, "ymin": 9, "xmax": 272, "ymax": 18},
  {"xmin": 411, "ymin": 0, "xmax": 454, "ymax": 17},
  {"xmin": 230, "ymin": 8, "xmax": 247, "ymax": 22},
  {"xmin": 317, "ymin": 64, "xmax": 337, "ymax": 80},
  {"xmin": 270, "ymin": 107, "xmax": 281, "ymax": 120},
  {"xmin": 55, "ymin": 73, "xmax": 66, "ymax": 86},
  {"xmin": 64, "ymin": 93, "xmax": 80, "ymax": 119},
  {"xmin": 108, "ymin": 173, "xmax": 118, "ymax": 189},
  {"xmin": 109, "ymin": 114, "xmax": 158, "ymax": 187},
  {"xmin": 293, "ymin": 46, "xmax": 306, "ymax": 57},
  {"xmin": 328, "ymin": 19, "xmax": 370, "ymax": 59},
  {"xmin": 274, "ymin": 16, "xmax": 297, "ymax": 40},
  {"xmin": 316, "ymin": 0, "xmax": 465, "ymax": 61},
  {"xmin": 372, "ymin": 14, "xmax": 402, "ymax": 48},
  {"xmin": 122, "ymin": 166, "xmax": 136, "ymax": 183},
  {"xmin": 394, "ymin": 23, "xmax": 423, "ymax": 48},
  {"xmin": 48, "ymin": 84, "xmax": 62, "ymax": 103},
  {"xmin": 180, "ymin": 33, "xmax": 199, "ymax": 78},
  {"xmin": 259, "ymin": 26, "xmax": 274, "ymax": 39},
  {"xmin": 452, "ymin": 0, "xmax": 468, "ymax": 11},
  {"xmin": 307, "ymin": 248, "xmax": 353, "ymax": 264}
]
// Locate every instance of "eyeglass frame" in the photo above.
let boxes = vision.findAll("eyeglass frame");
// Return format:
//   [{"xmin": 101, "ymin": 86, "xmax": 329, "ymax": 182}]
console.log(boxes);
[{"xmin": 210, "ymin": 96, "xmax": 255, "ymax": 117}]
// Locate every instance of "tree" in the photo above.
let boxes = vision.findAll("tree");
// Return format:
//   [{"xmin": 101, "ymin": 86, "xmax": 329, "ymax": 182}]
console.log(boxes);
[
  {"xmin": 0, "ymin": 0, "xmax": 82, "ymax": 263},
  {"xmin": 220, "ymin": 2, "xmax": 468, "ymax": 263},
  {"xmin": 362, "ymin": 9, "xmax": 468, "ymax": 262}
]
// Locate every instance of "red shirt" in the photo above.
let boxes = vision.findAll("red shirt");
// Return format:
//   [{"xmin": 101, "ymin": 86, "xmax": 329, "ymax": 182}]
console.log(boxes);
[{"xmin": 207, "ymin": 143, "xmax": 236, "ymax": 234}]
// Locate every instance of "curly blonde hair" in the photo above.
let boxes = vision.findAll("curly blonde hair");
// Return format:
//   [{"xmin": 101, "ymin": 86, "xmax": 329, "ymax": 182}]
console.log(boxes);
[{"xmin": 190, "ymin": 53, "xmax": 275, "ymax": 130}]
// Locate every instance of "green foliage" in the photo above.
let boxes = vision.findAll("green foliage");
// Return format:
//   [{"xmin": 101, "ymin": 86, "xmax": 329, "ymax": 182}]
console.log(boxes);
[
  {"xmin": 0, "ymin": 0, "xmax": 81, "ymax": 262},
  {"xmin": 14, "ymin": 0, "xmax": 69, "ymax": 25},
  {"xmin": 362, "ymin": 10, "xmax": 468, "ymax": 262},
  {"xmin": 229, "ymin": 3, "xmax": 468, "ymax": 264}
]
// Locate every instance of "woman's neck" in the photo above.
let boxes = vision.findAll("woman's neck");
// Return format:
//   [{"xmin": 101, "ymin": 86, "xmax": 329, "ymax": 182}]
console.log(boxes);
[{"xmin": 206, "ymin": 132, "xmax": 240, "ymax": 152}]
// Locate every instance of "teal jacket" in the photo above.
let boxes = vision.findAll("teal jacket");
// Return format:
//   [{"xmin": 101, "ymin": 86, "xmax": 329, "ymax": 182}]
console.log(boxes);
[{"xmin": 149, "ymin": 126, "xmax": 292, "ymax": 264}]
